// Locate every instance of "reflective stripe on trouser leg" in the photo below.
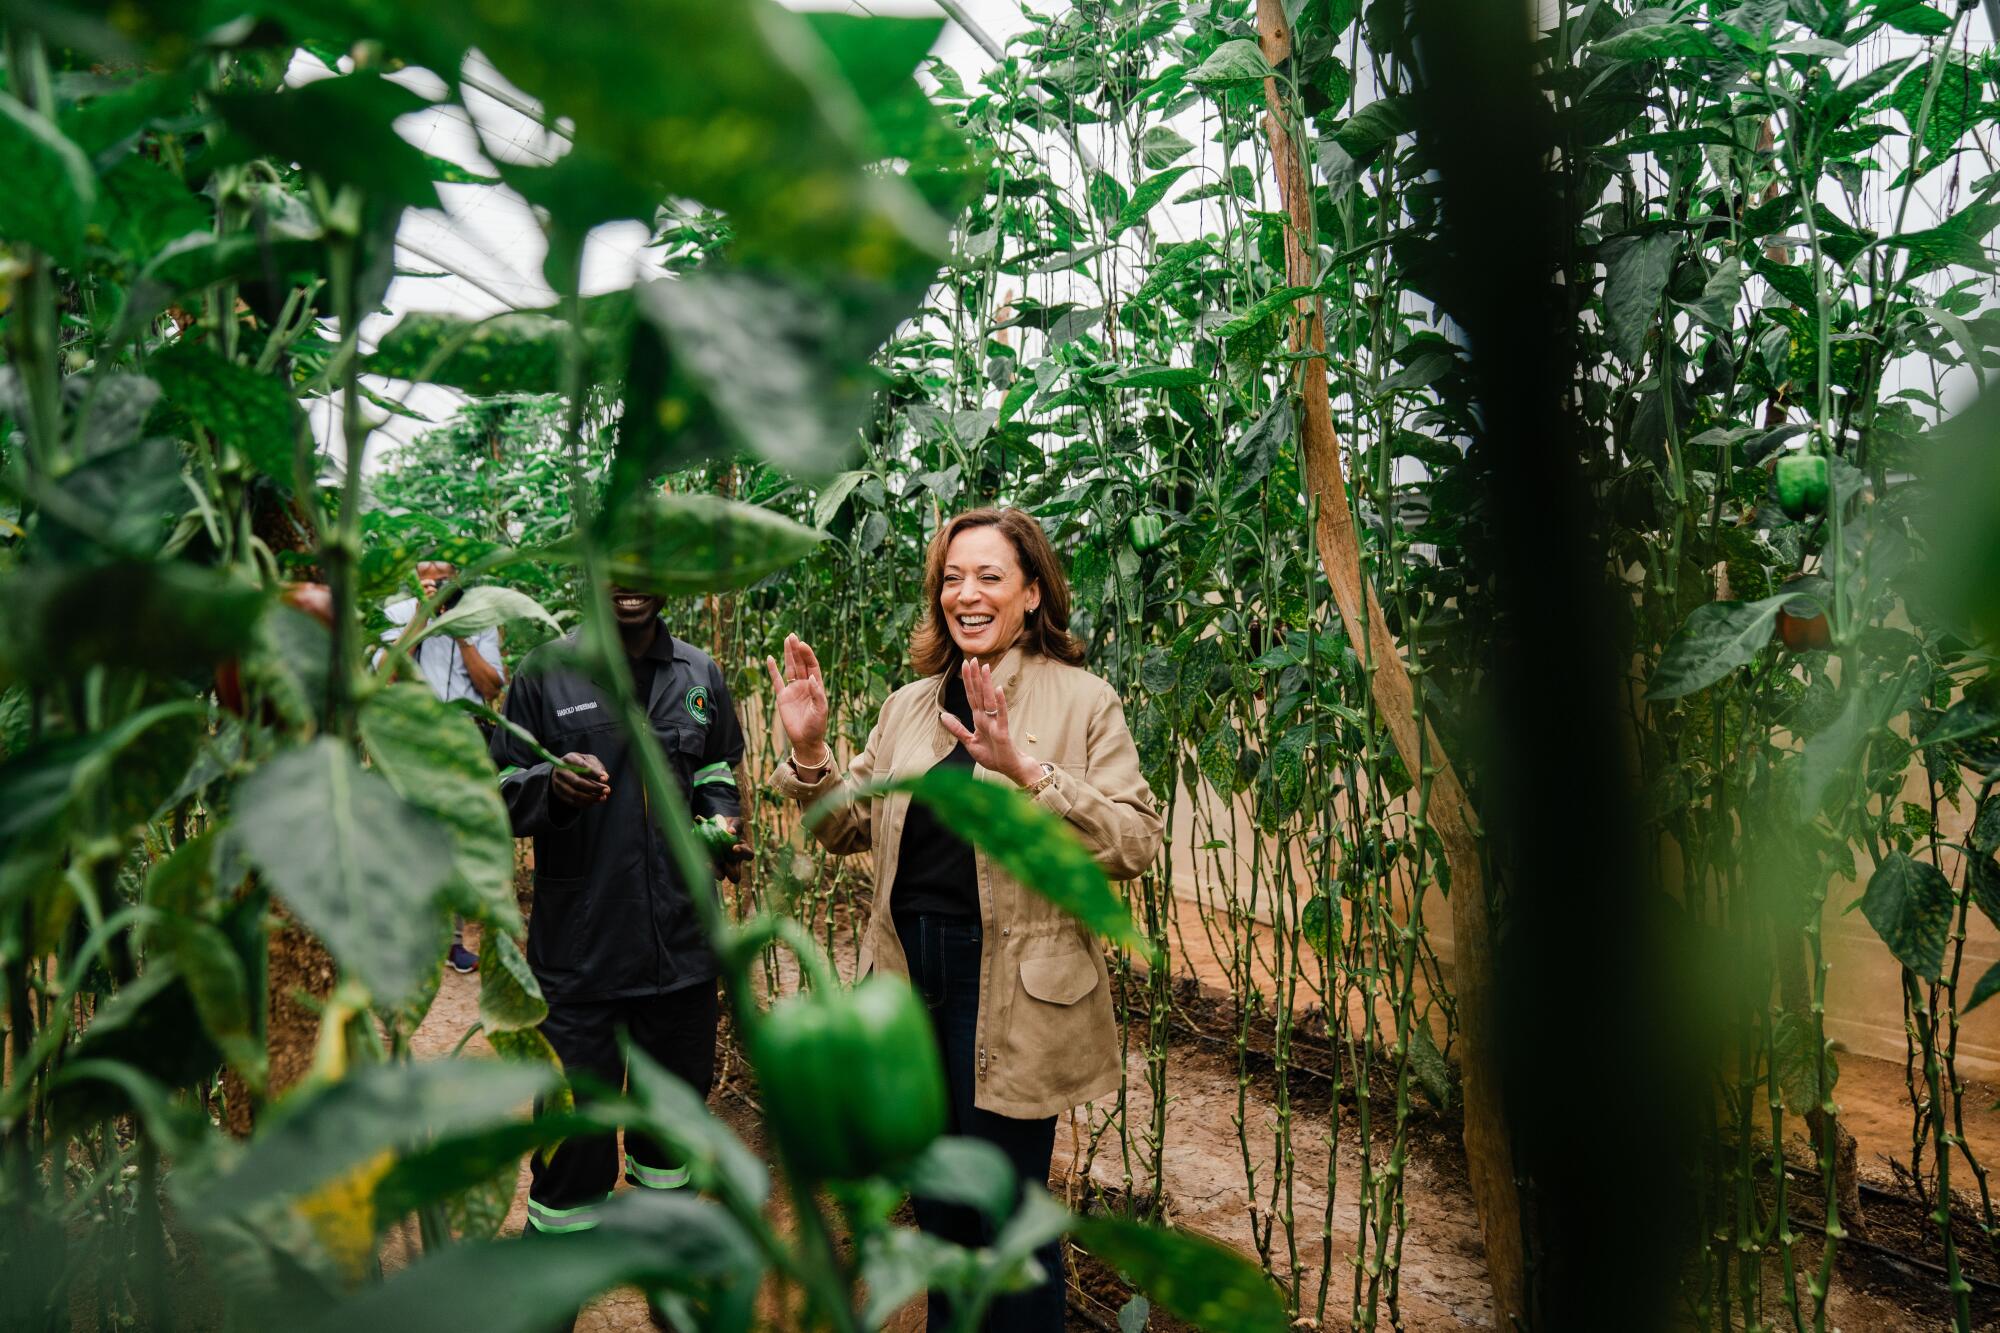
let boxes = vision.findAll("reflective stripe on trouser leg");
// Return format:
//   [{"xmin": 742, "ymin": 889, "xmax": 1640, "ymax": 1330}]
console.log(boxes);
[
  {"xmin": 624, "ymin": 1152, "xmax": 691, "ymax": 1190},
  {"xmin": 526, "ymin": 1193, "xmax": 610, "ymax": 1234}
]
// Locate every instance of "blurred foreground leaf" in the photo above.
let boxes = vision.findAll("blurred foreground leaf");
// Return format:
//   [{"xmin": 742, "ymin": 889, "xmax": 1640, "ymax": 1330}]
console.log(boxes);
[
  {"xmin": 578, "ymin": 491, "xmax": 827, "ymax": 596},
  {"xmin": 231, "ymin": 738, "xmax": 455, "ymax": 1007},
  {"xmin": 860, "ymin": 767, "xmax": 1156, "ymax": 963},
  {"xmin": 1073, "ymin": 1216, "xmax": 1288, "ymax": 1333}
]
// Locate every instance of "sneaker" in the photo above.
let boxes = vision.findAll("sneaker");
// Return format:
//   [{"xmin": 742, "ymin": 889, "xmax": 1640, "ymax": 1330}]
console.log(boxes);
[{"xmin": 447, "ymin": 942, "xmax": 478, "ymax": 974}]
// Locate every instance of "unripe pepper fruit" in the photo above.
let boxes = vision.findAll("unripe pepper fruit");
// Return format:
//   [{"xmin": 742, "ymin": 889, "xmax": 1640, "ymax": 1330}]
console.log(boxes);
[
  {"xmin": 693, "ymin": 815, "xmax": 741, "ymax": 864},
  {"xmin": 749, "ymin": 973, "xmax": 947, "ymax": 1182},
  {"xmin": 1127, "ymin": 513, "xmax": 1167, "ymax": 554},
  {"xmin": 1775, "ymin": 454, "xmax": 1829, "ymax": 520}
]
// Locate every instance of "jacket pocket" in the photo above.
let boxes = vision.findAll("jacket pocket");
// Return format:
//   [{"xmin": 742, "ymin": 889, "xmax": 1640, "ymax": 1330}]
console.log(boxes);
[
  {"xmin": 528, "ymin": 874, "xmax": 587, "ymax": 973},
  {"xmin": 1018, "ymin": 946, "xmax": 1099, "ymax": 1006}
]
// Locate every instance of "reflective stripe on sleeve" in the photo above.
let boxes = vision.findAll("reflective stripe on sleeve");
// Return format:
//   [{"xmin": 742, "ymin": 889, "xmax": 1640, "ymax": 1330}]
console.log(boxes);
[{"xmin": 690, "ymin": 762, "xmax": 736, "ymax": 788}]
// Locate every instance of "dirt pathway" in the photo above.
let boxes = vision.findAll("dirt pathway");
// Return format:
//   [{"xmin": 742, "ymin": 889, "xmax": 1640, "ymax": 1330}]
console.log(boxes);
[{"xmin": 405, "ymin": 915, "xmax": 2000, "ymax": 1331}]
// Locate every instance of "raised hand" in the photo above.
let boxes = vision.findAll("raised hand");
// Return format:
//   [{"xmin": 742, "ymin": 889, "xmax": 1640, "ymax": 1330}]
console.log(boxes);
[
  {"xmin": 765, "ymin": 633, "xmax": 830, "ymax": 764},
  {"xmin": 939, "ymin": 659, "xmax": 1042, "ymax": 787}
]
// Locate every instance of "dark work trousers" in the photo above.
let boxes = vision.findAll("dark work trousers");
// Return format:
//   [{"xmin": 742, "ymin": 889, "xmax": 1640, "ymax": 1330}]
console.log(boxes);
[
  {"xmin": 895, "ymin": 912, "xmax": 1064, "ymax": 1333},
  {"xmin": 524, "ymin": 982, "xmax": 720, "ymax": 1235}
]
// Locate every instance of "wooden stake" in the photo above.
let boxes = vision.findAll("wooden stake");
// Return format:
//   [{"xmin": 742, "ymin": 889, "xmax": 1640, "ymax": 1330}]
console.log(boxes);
[{"xmin": 1253, "ymin": 2, "xmax": 1527, "ymax": 1321}]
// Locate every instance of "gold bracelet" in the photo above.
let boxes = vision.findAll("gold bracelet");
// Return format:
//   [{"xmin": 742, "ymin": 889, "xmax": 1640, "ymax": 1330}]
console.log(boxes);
[{"xmin": 790, "ymin": 752, "xmax": 832, "ymax": 784}]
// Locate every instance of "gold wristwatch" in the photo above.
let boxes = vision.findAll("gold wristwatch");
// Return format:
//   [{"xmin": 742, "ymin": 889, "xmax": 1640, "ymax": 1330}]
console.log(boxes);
[{"xmin": 1023, "ymin": 762, "xmax": 1057, "ymax": 795}]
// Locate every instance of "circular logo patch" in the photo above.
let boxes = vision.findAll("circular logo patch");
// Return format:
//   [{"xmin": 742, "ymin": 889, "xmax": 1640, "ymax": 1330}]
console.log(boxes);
[{"xmin": 684, "ymin": 684, "xmax": 712, "ymax": 726}]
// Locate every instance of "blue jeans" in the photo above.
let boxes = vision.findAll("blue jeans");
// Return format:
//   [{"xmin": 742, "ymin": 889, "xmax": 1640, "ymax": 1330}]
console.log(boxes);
[{"xmin": 894, "ymin": 911, "xmax": 1064, "ymax": 1333}]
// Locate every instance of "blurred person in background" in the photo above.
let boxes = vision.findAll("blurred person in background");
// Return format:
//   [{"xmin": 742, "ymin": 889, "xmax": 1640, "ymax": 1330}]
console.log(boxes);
[
  {"xmin": 381, "ymin": 558, "xmax": 505, "ymax": 973},
  {"xmin": 491, "ymin": 579, "xmax": 747, "ymax": 1328},
  {"xmin": 767, "ymin": 507, "xmax": 1162, "ymax": 1333}
]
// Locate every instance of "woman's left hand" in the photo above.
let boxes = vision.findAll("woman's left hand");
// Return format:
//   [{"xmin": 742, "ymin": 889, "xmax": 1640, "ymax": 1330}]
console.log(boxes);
[{"xmin": 941, "ymin": 659, "xmax": 1044, "ymax": 788}]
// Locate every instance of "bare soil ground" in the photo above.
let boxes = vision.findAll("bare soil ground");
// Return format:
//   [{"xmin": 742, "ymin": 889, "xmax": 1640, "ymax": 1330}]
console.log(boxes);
[{"xmin": 402, "ymin": 901, "xmax": 2000, "ymax": 1332}]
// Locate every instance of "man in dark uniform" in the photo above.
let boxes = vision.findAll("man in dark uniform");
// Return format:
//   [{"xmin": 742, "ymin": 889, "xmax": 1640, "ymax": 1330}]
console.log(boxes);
[{"xmin": 490, "ymin": 581, "xmax": 746, "ymax": 1244}]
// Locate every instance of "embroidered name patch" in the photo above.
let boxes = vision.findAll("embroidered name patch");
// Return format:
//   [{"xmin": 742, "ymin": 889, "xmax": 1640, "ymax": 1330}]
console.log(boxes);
[
  {"xmin": 684, "ymin": 684, "xmax": 711, "ymax": 726},
  {"xmin": 555, "ymin": 701, "xmax": 599, "ymax": 719}
]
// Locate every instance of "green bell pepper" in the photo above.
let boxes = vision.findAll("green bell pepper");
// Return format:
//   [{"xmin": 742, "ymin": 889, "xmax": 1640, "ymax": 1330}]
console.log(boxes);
[
  {"xmin": 1127, "ymin": 513, "xmax": 1167, "ymax": 553},
  {"xmin": 1775, "ymin": 453, "xmax": 1829, "ymax": 520},
  {"xmin": 693, "ymin": 815, "xmax": 740, "ymax": 864},
  {"xmin": 750, "ymin": 972, "xmax": 947, "ymax": 1182}
]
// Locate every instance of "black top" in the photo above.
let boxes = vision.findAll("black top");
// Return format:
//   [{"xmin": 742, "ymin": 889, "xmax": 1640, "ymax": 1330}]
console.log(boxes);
[
  {"xmin": 890, "ymin": 675, "xmax": 979, "ymax": 919},
  {"xmin": 490, "ymin": 624, "xmax": 745, "ymax": 1002}
]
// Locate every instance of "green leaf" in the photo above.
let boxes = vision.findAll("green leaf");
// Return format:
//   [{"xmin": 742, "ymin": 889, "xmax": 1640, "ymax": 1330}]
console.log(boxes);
[
  {"xmin": 1966, "ymin": 853, "xmax": 2000, "ymax": 928},
  {"xmin": 1890, "ymin": 53, "xmax": 1978, "ymax": 170},
  {"xmin": 624, "ymin": 1040, "xmax": 770, "ymax": 1205},
  {"xmin": 92, "ymin": 155, "xmax": 210, "ymax": 264},
  {"xmin": 368, "ymin": 310, "xmax": 619, "ymax": 396},
  {"xmin": 0, "ymin": 562, "xmax": 265, "ymax": 688},
  {"xmin": 477, "ymin": 930, "xmax": 548, "ymax": 1033},
  {"xmin": 1770, "ymin": 1010, "xmax": 1838, "ymax": 1113},
  {"xmin": 1680, "ymin": 257, "xmax": 1742, "ymax": 329},
  {"xmin": 1137, "ymin": 125, "xmax": 1194, "ymax": 169},
  {"xmin": 1799, "ymin": 686, "xmax": 1878, "ymax": 819},
  {"xmin": 416, "ymin": 586, "xmax": 562, "ymax": 643},
  {"xmin": 811, "ymin": 471, "xmax": 871, "ymax": 531},
  {"xmin": 894, "ymin": 1137, "xmax": 1017, "ymax": 1224},
  {"xmin": 1974, "ymin": 797, "xmax": 2000, "ymax": 856},
  {"xmin": 0, "ymin": 91, "xmax": 96, "ymax": 263},
  {"xmin": 1967, "ymin": 958, "xmax": 2000, "ymax": 1014},
  {"xmin": 1189, "ymin": 39, "xmax": 1274, "ymax": 87},
  {"xmin": 1119, "ymin": 1295, "xmax": 1151, "ymax": 1333},
  {"xmin": 160, "ymin": 916, "xmax": 265, "ymax": 1093},
  {"xmin": 1407, "ymin": 1020, "xmax": 1453, "ymax": 1111},
  {"xmin": 0, "ymin": 702, "xmax": 203, "ymax": 860},
  {"xmin": 192, "ymin": 1058, "xmax": 553, "ymax": 1219},
  {"xmin": 303, "ymin": 1197, "xmax": 757, "ymax": 1333},
  {"xmin": 1215, "ymin": 286, "xmax": 1316, "ymax": 338},
  {"xmin": 230, "ymin": 738, "xmax": 456, "ymax": 1008},
  {"xmin": 1591, "ymin": 23, "xmax": 1720, "ymax": 61},
  {"xmin": 151, "ymin": 342, "xmax": 305, "ymax": 490},
  {"xmin": 372, "ymin": 1106, "xmax": 617, "ymax": 1229},
  {"xmin": 110, "ymin": 232, "xmax": 322, "ymax": 346},
  {"xmin": 360, "ymin": 683, "xmax": 522, "ymax": 935},
  {"xmin": 213, "ymin": 73, "xmax": 442, "ymax": 210},
  {"xmin": 1886, "ymin": 202, "xmax": 2000, "ymax": 281},
  {"xmin": 867, "ymin": 767, "xmax": 1157, "ymax": 963},
  {"xmin": 998, "ymin": 373, "xmax": 1039, "ymax": 426},
  {"xmin": 1647, "ymin": 594, "xmax": 1788, "ymax": 700},
  {"xmin": 627, "ymin": 267, "xmax": 917, "ymax": 478},
  {"xmin": 1922, "ymin": 694, "xmax": 2000, "ymax": 748},
  {"xmin": 1332, "ymin": 97, "xmax": 1412, "ymax": 160},
  {"xmin": 1073, "ymin": 1216, "xmax": 1288, "ymax": 1333},
  {"xmin": 1602, "ymin": 232, "xmax": 1679, "ymax": 364},
  {"xmin": 1110, "ymin": 167, "xmax": 1193, "ymax": 238},
  {"xmin": 450, "ymin": 0, "xmax": 949, "ymax": 280},
  {"xmin": 1098, "ymin": 365, "xmax": 1207, "ymax": 390},
  {"xmin": 589, "ymin": 492, "xmax": 828, "ymax": 597},
  {"xmin": 1859, "ymin": 851, "xmax": 1955, "ymax": 981},
  {"xmin": 1134, "ymin": 241, "xmax": 1213, "ymax": 304}
]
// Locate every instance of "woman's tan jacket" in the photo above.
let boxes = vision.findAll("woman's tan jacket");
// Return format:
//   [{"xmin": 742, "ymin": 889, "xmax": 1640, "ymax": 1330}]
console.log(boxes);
[{"xmin": 771, "ymin": 645, "xmax": 1164, "ymax": 1119}]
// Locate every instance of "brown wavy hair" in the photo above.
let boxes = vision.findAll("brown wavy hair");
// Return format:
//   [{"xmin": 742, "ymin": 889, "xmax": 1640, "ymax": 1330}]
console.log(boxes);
[{"xmin": 909, "ymin": 508, "xmax": 1085, "ymax": 677}]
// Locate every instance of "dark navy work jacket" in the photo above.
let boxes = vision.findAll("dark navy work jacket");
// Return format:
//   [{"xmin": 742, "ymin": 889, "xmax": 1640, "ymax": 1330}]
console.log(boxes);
[{"xmin": 490, "ymin": 625, "xmax": 743, "ymax": 1002}]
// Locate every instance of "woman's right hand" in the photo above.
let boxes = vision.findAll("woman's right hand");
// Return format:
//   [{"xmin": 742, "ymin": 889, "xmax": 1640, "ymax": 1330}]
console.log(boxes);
[{"xmin": 765, "ymin": 633, "xmax": 830, "ymax": 764}]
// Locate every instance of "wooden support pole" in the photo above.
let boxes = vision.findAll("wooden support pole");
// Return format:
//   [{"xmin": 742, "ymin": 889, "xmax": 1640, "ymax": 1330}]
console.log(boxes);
[{"xmin": 1253, "ymin": 3, "xmax": 1527, "ymax": 1322}]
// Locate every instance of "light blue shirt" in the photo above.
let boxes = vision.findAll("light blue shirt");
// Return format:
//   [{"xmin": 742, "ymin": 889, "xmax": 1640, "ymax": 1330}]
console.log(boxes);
[{"xmin": 381, "ymin": 597, "xmax": 505, "ymax": 704}]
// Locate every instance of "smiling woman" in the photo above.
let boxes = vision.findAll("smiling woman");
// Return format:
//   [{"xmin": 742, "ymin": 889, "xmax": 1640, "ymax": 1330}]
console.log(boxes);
[{"xmin": 766, "ymin": 506, "xmax": 1163, "ymax": 1331}]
